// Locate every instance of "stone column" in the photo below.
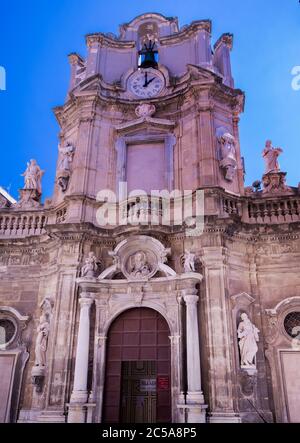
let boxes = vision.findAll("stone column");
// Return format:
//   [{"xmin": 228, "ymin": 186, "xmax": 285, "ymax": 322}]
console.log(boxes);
[
  {"xmin": 68, "ymin": 294, "xmax": 94, "ymax": 423},
  {"xmin": 184, "ymin": 292, "xmax": 207, "ymax": 423}
]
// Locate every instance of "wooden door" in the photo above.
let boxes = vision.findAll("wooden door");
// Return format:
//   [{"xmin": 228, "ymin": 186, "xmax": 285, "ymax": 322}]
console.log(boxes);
[
  {"xmin": 121, "ymin": 361, "xmax": 156, "ymax": 423},
  {"xmin": 102, "ymin": 308, "xmax": 171, "ymax": 423}
]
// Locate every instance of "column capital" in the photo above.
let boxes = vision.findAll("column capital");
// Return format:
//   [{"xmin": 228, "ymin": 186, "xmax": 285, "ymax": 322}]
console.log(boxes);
[
  {"xmin": 184, "ymin": 294, "xmax": 199, "ymax": 305},
  {"xmin": 169, "ymin": 335, "xmax": 181, "ymax": 345},
  {"xmin": 96, "ymin": 335, "xmax": 107, "ymax": 346},
  {"xmin": 79, "ymin": 295, "xmax": 94, "ymax": 307}
]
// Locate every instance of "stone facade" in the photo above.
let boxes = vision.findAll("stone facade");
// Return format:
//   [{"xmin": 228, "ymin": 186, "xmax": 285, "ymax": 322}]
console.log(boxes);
[{"xmin": 0, "ymin": 13, "xmax": 300, "ymax": 424}]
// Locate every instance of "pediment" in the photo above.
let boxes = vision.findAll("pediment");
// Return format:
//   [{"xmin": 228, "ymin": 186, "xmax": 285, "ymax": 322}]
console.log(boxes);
[
  {"xmin": 115, "ymin": 116, "xmax": 175, "ymax": 135},
  {"xmin": 186, "ymin": 64, "xmax": 221, "ymax": 83},
  {"xmin": 231, "ymin": 292, "xmax": 255, "ymax": 308}
]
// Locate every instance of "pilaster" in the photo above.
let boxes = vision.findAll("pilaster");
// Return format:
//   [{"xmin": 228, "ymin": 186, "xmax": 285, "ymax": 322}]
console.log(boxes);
[{"xmin": 201, "ymin": 247, "xmax": 241, "ymax": 423}]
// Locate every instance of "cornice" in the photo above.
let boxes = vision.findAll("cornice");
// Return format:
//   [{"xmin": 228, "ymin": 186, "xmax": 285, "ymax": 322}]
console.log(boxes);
[
  {"xmin": 68, "ymin": 52, "xmax": 85, "ymax": 66},
  {"xmin": 86, "ymin": 33, "xmax": 136, "ymax": 49},
  {"xmin": 214, "ymin": 33, "xmax": 234, "ymax": 51},
  {"xmin": 115, "ymin": 116, "xmax": 176, "ymax": 134},
  {"xmin": 160, "ymin": 20, "xmax": 212, "ymax": 45},
  {"xmin": 54, "ymin": 67, "xmax": 245, "ymax": 126}
]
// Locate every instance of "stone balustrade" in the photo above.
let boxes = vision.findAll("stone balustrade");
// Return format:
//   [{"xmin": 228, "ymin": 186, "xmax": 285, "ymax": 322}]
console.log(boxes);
[
  {"xmin": 0, "ymin": 212, "xmax": 47, "ymax": 238},
  {"xmin": 0, "ymin": 193, "xmax": 299, "ymax": 239},
  {"xmin": 222, "ymin": 196, "xmax": 241, "ymax": 216},
  {"xmin": 243, "ymin": 197, "xmax": 300, "ymax": 224}
]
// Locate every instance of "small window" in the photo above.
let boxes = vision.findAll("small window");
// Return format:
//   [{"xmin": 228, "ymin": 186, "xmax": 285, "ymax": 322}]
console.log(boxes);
[
  {"xmin": 0, "ymin": 319, "xmax": 16, "ymax": 346},
  {"xmin": 284, "ymin": 312, "xmax": 300, "ymax": 338}
]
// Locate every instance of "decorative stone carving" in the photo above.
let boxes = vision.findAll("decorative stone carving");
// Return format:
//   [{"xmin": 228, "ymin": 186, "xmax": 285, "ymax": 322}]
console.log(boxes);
[
  {"xmin": 262, "ymin": 171, "xmax": 290, "ymax": 195},
  {"xmin": 238, "ymin": 371, "xmax": 256, "ymax": 397},
  {"xmin": 57, "ymin": 142, "xmax": 75, "ymax": 192},
  {"xmin": 217, "ymin": 128, "xmax": 237, "ymax": 181},
  {"xmin": 32, "ymin": 297, "xmax": 54, "ymax": 392},
  {"xmin": 135, "ymin": 103, "xmax": 156, "ymax": 118},
  {"xmin": 98, "ymin": 236, "xmax": 176, "ymax": 281},
  {"xmin": 15, "ymin": 189, "xmax": 42, "ymax": 209},
  {"xmin": 181, "ymin": 250, "xmax": 196, "ymax": 273},
  {"xmin": 262, "ymin": 140, "xmax": 282, "ymax": 174},
  {"xmin": 81, "ymin": 252, "xmax": 100, "ymax": 278},
  {"xmin": 127, "ymin": 251, "xmax": 151, "ymax": 278},
  {"xmin": 237, "ymin": 313, "xmax": 260, "ymax": 370}
]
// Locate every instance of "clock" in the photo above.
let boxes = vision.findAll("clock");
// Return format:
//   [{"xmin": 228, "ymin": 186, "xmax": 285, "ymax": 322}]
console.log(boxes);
[{"xmin": 128, "ymin": 68, "xmax": 165, "ymax": 98}]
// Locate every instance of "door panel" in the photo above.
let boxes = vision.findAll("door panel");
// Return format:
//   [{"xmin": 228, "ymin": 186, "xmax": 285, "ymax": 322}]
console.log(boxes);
[
  {"xmin": 103, "ymin": 308, "xmax": 171, "ymax": 423},
  {"xmin": 121, "ymin": 361, "xmax": 156, "ymax": 423},
  {"xmin": 281, "ymin": 351, "xmax": 300, "ymax": 423},
  {"xmin": 0, "ymin": 354, "xmax": 16, "ymax": 423}
]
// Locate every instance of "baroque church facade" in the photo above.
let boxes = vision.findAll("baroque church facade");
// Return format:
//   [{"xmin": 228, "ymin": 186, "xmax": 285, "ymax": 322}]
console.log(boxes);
[{"xmin": 0, "ymin": 13, "xmax": 300, "ymax": 424}]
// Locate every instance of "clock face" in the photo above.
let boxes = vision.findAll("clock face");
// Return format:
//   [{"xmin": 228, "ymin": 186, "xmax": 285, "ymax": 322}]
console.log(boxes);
[{"xmin": 128, "ymin": 69, "xmax": 164, "ymax": 98}]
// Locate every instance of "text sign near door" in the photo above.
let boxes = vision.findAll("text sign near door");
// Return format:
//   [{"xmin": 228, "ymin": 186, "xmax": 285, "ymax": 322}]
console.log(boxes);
[
  {"xmin": 157, "ymin": 376, "xmax": 169, "ymax": 390},
  {"xmin": 140, "ymin": 379, "xmax": 157, "ymax": 392}
]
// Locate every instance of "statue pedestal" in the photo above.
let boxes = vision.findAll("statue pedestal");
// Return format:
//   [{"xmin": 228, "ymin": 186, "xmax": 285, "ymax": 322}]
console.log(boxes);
[
  {"xmin": 16, "ymin": 188, "xmax": 41, "ymax": 209},
  {"xmin": 262, "ymin": 171, "xmax": 291, "ymax": 195},
  {"xmin": 31, "ymin": 366, "xmax": 45, "ymax": 393},
  {"xmin": 241, "ymin": 366, "xmax": 258, "ymax": 376},
  {"xmin": 57, "ymin": 169, "xmax": 70, "ymax": 192}
]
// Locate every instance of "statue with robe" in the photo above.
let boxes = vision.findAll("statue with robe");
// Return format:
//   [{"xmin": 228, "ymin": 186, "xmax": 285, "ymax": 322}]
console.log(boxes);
[
  {"xmin": 58, "ymin": 142, "xmax": 75, "ymax": 172},
  {"xmin": 182, "ymin": 250, "xmax": 196, "ymax": 273},
  {"xmin": 21, "ymin": 159, "xmax": 45, "ymax": 195},
  {"xmin": 81, "ymin": 252, "xmax": 99, "ymax": 278},
  {"xmin": 34, "ymin": 313, "xmax": 50, "ymax": 367},
  {"xmin": 217, "ymin": 130, "xmax": 237, "ymax": 181},
  {"xmin": 237, "ymin": 313, "xmax": 260, "ymax": 368},
  {"xmin": 262, "ymin": 140, "xmax": 283, "ymax": 174}
]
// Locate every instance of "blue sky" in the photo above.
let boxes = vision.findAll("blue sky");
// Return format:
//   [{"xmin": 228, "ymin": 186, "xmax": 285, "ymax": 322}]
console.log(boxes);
[{"xmin": 0, "ymin": 0, "xmax": 299, "ymax": 200}]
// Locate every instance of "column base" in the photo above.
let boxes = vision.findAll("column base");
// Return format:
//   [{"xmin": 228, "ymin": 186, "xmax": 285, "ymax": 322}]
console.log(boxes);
[
  {"xmin": 70, "ymin": 390, "xmax": 89, "ymax": 403},
  {"xmin": 208, "ymin": 412, "xmax": 242, "ymax": 423},
  {"xmin": 186, "ymin": 391, "xmax": 205, "ymax": 405},
  {"xmin": 178, "ymin": 404, "xmax": 208, "ymax": 423},
  {"xmin": 67, "ymin": 403, "xmax": 88, "ymax": 423}
]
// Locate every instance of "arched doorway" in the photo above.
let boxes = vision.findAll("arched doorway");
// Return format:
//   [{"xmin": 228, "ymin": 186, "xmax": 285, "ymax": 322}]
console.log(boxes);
[{"xmin": 102, "ymin": 308, "xmax": 172, "ymax": 423}]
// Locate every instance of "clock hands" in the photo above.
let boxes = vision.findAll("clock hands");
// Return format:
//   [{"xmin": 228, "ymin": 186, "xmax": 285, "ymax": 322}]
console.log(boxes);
[{"xmin": 143, "ymin": 72, "xmax": 156, "ymax": 88}]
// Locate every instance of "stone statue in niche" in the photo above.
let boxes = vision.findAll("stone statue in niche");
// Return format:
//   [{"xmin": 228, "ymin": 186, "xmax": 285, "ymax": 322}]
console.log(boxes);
[
  {"xmin": 57, "ymin": 142, "xmax": 75, "ymax": 192},
  {"xmin": 81, "ymin": 252, "xmax": 100, "ymax": 278},
  {"xmin": 237, "ymin": 313, "xmax": 260, "ymax": 369},
  {"xmin": 181, "ymin": 250, "xmax": 196, "ymax": 273},
  {"xmin": 34, "ymin": 297, "xmax": 53, "ymax": 367},
  {"xmin": 22, "ymin": 159, "xmax": 44, "ymax": 194},
  {"xmin": 217, "ymin": 129, "xmax": 237, "ymax": 182},
  {"xmin": 262, "ymin": 140, "xmax": 282, "ymax": 174},
  {"xmin": 34, "ymin": 313, "xmax": 50, "ymax": 367},
  {"xmin": 128, "ymin": 251, "xmax": 151, "ymax": 278}
]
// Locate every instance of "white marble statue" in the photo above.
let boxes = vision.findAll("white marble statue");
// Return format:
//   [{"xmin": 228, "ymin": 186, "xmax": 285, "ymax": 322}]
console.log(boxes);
[
  {"xmin": 262, "ymin": 140, "xmax": 283, "ymax": 174},
  {"xmin": 217, "ymin": 130, "xmax": 237, "ymax": 181},
  {"xmin": 182, "ymin": 250, "xmax": 196, "ymax": 273},
  {"xmin": 34, "ymin": 313, "xmax": 50, "ymax": 367},
  {"xmin": 58, "ymin": 142, "xmax": 75, "ymax": 172},
  {"xmin": 81, "ymin": 252, "xmax": 99, "ymax": 278},
  {"xmin": 21, "ymin": 159, "xmax": 45, "ymax": 194},
  {"xmin": 129, "ymin": 251, "xmax": 151, "ymax": 278},
  {"xmin": 220, "ymin": 132, "xmax": 236, "ymax": 163},
  {"xmin": 237, "ymin": 313, "xmax": 260, "ymax": 368}
]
